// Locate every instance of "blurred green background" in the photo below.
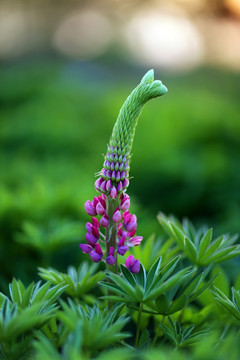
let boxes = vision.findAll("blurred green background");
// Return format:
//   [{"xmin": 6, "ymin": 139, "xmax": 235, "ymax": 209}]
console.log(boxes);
[{"xmin": 0, "ymin": 0, "xmax": 240, "ymax": 290}]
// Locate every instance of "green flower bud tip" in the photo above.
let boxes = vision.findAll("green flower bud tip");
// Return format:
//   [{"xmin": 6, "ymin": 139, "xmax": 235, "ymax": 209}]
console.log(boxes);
[{"xmin": 95, "ymin": 69, "xmax": 167, "ymax": 195}]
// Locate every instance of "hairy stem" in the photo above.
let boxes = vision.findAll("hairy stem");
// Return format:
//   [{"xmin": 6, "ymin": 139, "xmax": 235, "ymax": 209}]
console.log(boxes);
[{"xmin": 105, "ymin": 196, "xmax": 119, "ymax": 273}]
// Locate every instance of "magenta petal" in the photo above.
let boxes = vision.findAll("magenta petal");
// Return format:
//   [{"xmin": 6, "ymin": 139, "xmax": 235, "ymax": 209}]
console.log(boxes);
[
  {"xmin": 106, "ymin": 180, "xmax": 112, "ymax": 191},
  {"xmin": 80, "ymin": 244, "xmax": 93, "ymax": 253},
  {"xmin": 117, "ymin": 245, "xmax": 128, "ymax": 256},
  {"xmin": 125, "ymin": 255, "xmax": 135, "ymax": 268},
  {"xmin": 96, "ymin": 202, "xmax": 105, "ymax": 215},
  {"xmin": 100, "ymin": 215, "xmax": 109, "ymax": 228},
  {"xmin": 95, "ymin": 178, "xmax": 103, "ymax": 191},
  {"xmin": 86, "ymin": 233, "xmax": 98, "ymax": 246},
  {"xmin": 86, "ymin": 222, "xmax": 93, "ymax": 233},
  {"xmin": 84, "ymin": 200, "xmax": 97, "ymax": 216},
  {"xmin": 95, "ymin": 243, "xmax": 103, "ymax": 255},
  {"xmin": 90, "ymin": 251, "xmax": 103, "ymax": 263},
  {"xmin": 100, "ymin": 180, "xmax": 107, "ymax": 193},
  {"xmin": 130, "ymin": 259, "xmax": 140, "ymax": 274},
  {"xmin": 110, "ymin": 187, "xmax": 117, "ymax": 199},
  {"xmin": 117, "ymin": 181, "xmax": 123, "ymax": 192},
  {"xmin": 106, "ymin": 255, "xmax": 116, "ymax": 265},
  {"xmin": 125, "ymin": 221, "xmax": 137, "ymax": 232},
  {"xmin": 92, "ymin": 217, "xmax": 99, "ymax": 229},
  {"xmin": 120, "ymin": 199, "xmax": 130, "ymax": 211},
  {"xmin": 112, "ymin": 210, "xmax": 121, "ymax": 223},
  {"xmin": 128, "ymin": 236, "xmax": 143, "ymax": 247},
  {"xmin": 122, "ymin": 178, "xmax": 129, "ymax": 188}
]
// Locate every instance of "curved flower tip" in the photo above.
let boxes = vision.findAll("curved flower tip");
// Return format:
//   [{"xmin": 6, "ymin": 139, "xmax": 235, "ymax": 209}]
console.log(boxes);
[
  {"xmin": 125, "ymin": 255, "xmax": 140, "ymax": 274},
  {"xmin": 140, "ymin": 69, "xmax": 154, "ymax": 84},
  {"xmin": 140, "ymin": 69, "xmax": 168, "ymax": 96}
]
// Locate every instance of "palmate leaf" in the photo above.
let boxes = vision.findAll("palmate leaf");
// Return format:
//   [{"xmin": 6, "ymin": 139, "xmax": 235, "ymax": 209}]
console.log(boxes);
[
  {"xmin": 211, "ymin": 286, "xmax": 240, "ymax": 321},
  {"xmin": 101, "ymin": 258, "xmax": 217, "ymax": 316},
  {"xmin": 100, "ymin": 257, "xmax": 208, "ymax": 315},
  {"xmin": 0, "ymin": 279, "xmax": 67, "ymax": 360},
  {"xmin": 157, "ymin": 213, "xmax": 240, "ymax": 266},
  {"xmin": 0, "ymin": 278, "xmax": 67, "ymax": 310},
  {"xmin": 58, "ymin": 300, "xmax": 129, "ymax": 353},
  {"xmin": 159, "ymin": 317, "xmax": 207, "ymax": 347},
  {"xmin": 38, "ymin": 262, "xmax": 104, "ymax": 298},
  {"xmin": 0, "ymin": 298, "xmax": 57, "ymax": 360}
]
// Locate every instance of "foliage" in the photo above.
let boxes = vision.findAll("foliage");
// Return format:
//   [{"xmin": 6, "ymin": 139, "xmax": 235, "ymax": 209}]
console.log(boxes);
[
  {"xmin": 100, "ymin": 258, "xmax": 217, "ymax": 315},
  {"xmin": 0, "ymin": 279, "xmax": 66, "ymax": 360},
  {"xmin": 158, "ymin": 213, "xmax": 240, "ymax": 265},
  {"xmin": 211, "ymin": 286, "xmax": 240, "ymax": 321},
  {"xmin": 0, "ymin": 63, "xmax": 240, "ymax": 358},
  {"xmin": 159, "ymin": 317, "xmax": 207, "ymax": 347},
  {"xmin": 38, "ymin": 262, "xmax": 105, "ymax": 298}
]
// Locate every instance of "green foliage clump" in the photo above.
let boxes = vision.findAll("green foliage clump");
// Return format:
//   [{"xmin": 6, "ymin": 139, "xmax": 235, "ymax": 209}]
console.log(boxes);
[{"xmin": 0, "ymin": 64, "xmax": 240, "ymax": 359}]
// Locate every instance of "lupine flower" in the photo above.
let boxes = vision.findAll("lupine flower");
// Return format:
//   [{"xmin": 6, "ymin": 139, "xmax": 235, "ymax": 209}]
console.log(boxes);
[
  {"xmin": 123, "ymin": 211, "xmax": 137, "ymax": 232},
  {"xmin": 120, "ymin": 195, "xmax": 130, "ymax": 211},
  {"xmin": 117, "ymin": 236, "xmax": 129, "ymax": 256},
  {"xmin": 127, "ymin": 236, "xmax": 143, "ymax": 247},
  {"xmin": 112, "ymin": 207, "xmax": 121, "ymax": 223},
  {"xmin": 80, "ymin": 70, "xmax": 167, "ymax": 270},
  {"xmin": 90, "ymin": 243, "xmax": 103, "ymax": 263},
  {"xmin": 79, "ymin": 244, "xmax": 93, "ymax": 253},
  {"xmin": 125, "ymin": 255, "xmax": 140, "ymax": 274},
  {"xmin": 85, "ymin": 200, "xmax": 97, "ymax": 216},
  {"xmin": 100, "ymin": 214, "xmax": 109, "ymax": 228},
  {"xmin": 106, "ymin": 247, "xmax": 116, "ymax": 265}
]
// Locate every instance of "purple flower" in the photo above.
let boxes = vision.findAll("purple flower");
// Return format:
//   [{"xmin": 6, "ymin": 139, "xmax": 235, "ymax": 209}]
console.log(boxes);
[
  {"xmin": 125, "ymin": 255, "xmax": 140, "ymax": 274},
  {"xmin": 127, "ymin": 236, "xmax": 143, "ymax": 247},
  {"xmin": 100, "ymin": 214, "xmax": 109, "ymax": 228},
  {"xmin": 112, "ymin": 207, "xmax": 121, "ymax": 223},
  {"xmin": 79, "ymin": 244, "xmax": 93, "ymax": 253},
  {"xmin": 86, "ymin": 232, "xmax": 99, "ymax": 246},
  {"xmin": 96, "ymin": 201, "xmax": 106, "ymax": 215},
  {"xmin": 90, "ymin": 243, "xmax": 103, "ymax": 262},
  {"xmin": 106, "ymin": 247, "xmax": 116, "ymax": 265},
  {"xmin": 117, "ymin": 236, "xmax": 128, "ymax": 256},
  {"xmin": 110, "ymin": 186, "xmax": 117, "ymax": 199},
  {"xmin": 117, "ymin": 245, "xmax": 128, "ymax": 256},
  {"xmin": 95, "ymin": 178, "xmax": 103, "ymax": 192},
  {"xmin": 120, "ymin": 196, "xmax": 130, "ymax": 211},
  {"xmin": 123, "ymin": 211, "xmax": 137, "ymax": 232},
  {"xmin": 85, "ymin": 200, "xmax": 97, "ymax": 216}
]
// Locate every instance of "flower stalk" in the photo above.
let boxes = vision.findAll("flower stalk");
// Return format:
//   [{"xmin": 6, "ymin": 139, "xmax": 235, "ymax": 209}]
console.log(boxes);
[{"xmin": 80, "ymin": 70, "xmax": 167, "ymax": 273}]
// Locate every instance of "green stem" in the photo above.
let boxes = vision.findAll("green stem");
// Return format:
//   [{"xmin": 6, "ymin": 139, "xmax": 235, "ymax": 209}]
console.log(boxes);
[
  {"xmin": 135, "ymin": 302, "xmax": 143, "ymax": 348},
  {"xmin": 105, "ymin": 196, "xmax": 119, "ymax": 274}
]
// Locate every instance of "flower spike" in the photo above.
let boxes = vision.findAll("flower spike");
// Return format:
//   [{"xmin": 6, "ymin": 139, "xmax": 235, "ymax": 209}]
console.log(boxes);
[{"xmin": 80, "ymin": 70, "xmax": 167, "ymax": 272}]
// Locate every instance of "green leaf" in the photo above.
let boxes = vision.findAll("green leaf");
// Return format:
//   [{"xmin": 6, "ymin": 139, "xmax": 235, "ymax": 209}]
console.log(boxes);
[
  {"xmin": 155, "ymin": 294, "xmax": 169, "ymax": 314},
  {"xmin": 145, "ymin": 268, "xmax": 194, "ymax": 301},
  {"xmin": 145, "ymin": 257, "xmax": 162, "ymax": 293},
  {"xmin": 184, "ymin": 237, "xmax": 197, "ymax": 262},
  {"xmin": 170, "ymin": 223, "xmax": 186, "ymax": 248},
  {"xmin": 168, "ymin": 295, "xmax": 188, "ymax": 314},
  {"xmin": 135, "ymin": 263, "xmax": 146, "ymax": 289},
  {"xmin": 204, "ymin": 246, "xmax": 240, "ymax": 264},
  {"xmin": 106, "ymin": 272, "xmax": 137, "ymax": 300},
  {"xmin": 120, "ymin": 264, "xmax": 136, "ymax": 287},
  {"xmin": 197, "ymin": 228, "xmax": 213, "ymax": 260}
]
